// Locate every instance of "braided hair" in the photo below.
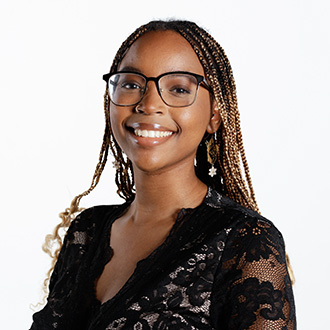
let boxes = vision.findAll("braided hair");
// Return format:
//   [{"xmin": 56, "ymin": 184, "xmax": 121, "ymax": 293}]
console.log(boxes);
[{"xmin": 42, "ymin": 20, "xmax": 293, "ymax": 293}]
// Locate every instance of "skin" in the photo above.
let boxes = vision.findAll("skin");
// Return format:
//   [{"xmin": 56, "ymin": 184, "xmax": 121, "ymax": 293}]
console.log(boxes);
[{"xmin": 95, "ymin": 30, "xmax": 221, "ymax": 304}]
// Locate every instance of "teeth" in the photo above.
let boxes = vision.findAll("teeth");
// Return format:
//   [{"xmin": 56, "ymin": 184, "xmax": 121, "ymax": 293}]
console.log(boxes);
[{"xmin": 134, "ymin": 129, "xmax": 173, "ymax": 138}]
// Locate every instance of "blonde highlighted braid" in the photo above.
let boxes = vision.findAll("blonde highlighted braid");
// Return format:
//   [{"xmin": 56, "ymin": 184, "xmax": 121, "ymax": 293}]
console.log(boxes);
[{"xmin": 42, "ymin": 20, "xmax": 293, "ymax": 295}]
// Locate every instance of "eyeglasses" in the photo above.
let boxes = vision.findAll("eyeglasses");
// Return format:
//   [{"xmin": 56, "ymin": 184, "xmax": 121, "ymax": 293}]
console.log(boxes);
[{"xmin": 103, "ymin": 71, "xmax": 210, "ymax": 107}]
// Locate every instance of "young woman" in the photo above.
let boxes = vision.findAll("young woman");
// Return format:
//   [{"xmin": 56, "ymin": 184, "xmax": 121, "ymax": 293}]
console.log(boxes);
[{"xmin": 31, "ymin": 20, "xmax": 296, "ymax": 329}]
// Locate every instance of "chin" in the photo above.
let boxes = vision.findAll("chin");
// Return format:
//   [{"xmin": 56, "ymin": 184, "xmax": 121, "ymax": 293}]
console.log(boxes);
[{"xmin": 133, "ymin": 162, "xmax": 165, "ymax": 175}]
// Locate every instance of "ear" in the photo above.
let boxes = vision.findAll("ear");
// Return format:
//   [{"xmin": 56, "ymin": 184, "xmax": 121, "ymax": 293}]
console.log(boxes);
[{"xmin": 206, "ymin": 104, "xmax": 221, "ymax": 134}]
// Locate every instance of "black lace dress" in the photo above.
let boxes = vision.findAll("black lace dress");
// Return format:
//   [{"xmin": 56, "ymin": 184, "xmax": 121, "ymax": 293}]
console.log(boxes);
[{"xmin": 30, "ymin": 187, "xmax": 296, "ymax": 329}]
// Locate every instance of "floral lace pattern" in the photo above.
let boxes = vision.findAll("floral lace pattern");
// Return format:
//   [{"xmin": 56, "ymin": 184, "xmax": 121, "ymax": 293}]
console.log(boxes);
[{"xmin": 31, "ymin": 188, "xmax": 296, "ymax": 329}]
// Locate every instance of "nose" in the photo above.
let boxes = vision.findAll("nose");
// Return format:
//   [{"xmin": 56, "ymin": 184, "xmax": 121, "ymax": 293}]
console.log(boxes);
[{"xmin": 135, "ymin": 80, "xmax": 167, "ymax": 115}]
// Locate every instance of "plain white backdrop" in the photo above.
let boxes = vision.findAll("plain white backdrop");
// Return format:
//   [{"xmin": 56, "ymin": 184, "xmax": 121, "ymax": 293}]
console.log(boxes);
[{"xmin": 1, "ymin": 0, "xmax": 329, "ymax": 328}]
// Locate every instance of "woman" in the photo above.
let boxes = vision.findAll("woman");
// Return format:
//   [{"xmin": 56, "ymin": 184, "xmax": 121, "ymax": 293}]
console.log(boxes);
[{"xmin": 31, "ymin": 20, "xmax": 296, "ymax": 329}]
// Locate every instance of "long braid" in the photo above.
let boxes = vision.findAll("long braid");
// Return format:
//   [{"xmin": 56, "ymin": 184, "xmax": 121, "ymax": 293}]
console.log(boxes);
[
  {"xmin": 178, "ymin": 23, "xmax": 258, "ymax": 211},
  {"xmin": 42, "ymin": 19, "xmax": 292, "ymax": 294},
  {"xmin": 41, "ymin": 89, "xmax": 112, "ymax": 296}
]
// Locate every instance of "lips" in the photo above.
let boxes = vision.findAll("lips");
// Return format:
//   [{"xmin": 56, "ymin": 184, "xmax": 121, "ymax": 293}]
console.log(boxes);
[
  {"xmin": 134, "ymin": 129, "xmax": 173, "ymax": 138},
  {"xmin": 126, "ymin": 122, "xmax": 176, "ymax": 145},
  {"xmin": 127, "ymin": 122, "xmax": 176, "ymax": 137}
]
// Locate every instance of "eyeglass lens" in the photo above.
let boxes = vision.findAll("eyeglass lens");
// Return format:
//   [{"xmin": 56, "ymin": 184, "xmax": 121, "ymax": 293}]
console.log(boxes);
[{"xmin": 108, "ymin": 73, "xmax": 199, "ymax": 107}]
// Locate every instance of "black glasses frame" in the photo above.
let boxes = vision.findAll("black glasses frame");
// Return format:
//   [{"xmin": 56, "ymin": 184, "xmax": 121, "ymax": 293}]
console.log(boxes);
[{"xmin": 102, "ymin": 71, "xmax": 211, "ymax": 107}]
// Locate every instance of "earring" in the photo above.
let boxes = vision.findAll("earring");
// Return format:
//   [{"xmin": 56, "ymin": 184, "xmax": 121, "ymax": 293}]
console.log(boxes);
[{"xmin": 205, "ymin": 135, "xmax": 219, "ymax": 177}]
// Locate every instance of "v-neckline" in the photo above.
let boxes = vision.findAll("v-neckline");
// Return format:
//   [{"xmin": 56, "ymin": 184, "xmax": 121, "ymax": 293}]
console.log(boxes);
[
  {"xmin": 91, "ymin": 207, "xmax": 195, "ymax": 309},
  {"xmin": 90, "ymin": 187, "xmax": 215, "ymax": 310}
]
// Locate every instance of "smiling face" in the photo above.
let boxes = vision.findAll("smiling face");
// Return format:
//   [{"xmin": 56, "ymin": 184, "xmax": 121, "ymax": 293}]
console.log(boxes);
[{"xmin": 110, "ymin": 30, "xmax": 219, "ymax": 175}]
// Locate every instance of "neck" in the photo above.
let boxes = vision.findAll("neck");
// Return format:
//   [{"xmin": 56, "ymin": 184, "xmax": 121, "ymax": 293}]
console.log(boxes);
[{"xmin": 127, "ymin": 160, "xmax": 207, "ymax": 224}]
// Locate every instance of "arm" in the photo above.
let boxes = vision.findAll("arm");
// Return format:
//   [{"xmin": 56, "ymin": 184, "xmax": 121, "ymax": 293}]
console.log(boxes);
[
  {"xmin": 213, "ymin": 218, "xmax": 296, "ymax": 330},
  {"xmin": 30, "ymin": 208, "xmax": 95, "ymax": 330}
]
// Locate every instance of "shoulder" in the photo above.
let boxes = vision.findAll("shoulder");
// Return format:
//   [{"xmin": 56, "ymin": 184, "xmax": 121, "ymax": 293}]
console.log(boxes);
[
  {"xmin": 64, "ymin": 203, "xmax": 128, "ymax": 247},
  {"xmin": 69, "ymin": 204, "xmax": 123, "ymax": 229},
  {"xmin": 208, "ymin": 196, "xmax": 287, "ymax": 273},
  {"xmin": 49, "ymin": 203, "xmax": 129, "ymax": 279},
  {"xmin": 204, "ymin": 188, "xmax": 285, "ymax": 259},
  {"xmin": 222, "ymin": 196, "xmax": 283, "ymax": 253}
]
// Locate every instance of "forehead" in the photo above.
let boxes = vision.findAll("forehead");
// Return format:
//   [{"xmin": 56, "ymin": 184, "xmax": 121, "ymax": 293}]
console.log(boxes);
[{"xmin": 118, "ymin": 30, "xmax": 205, "ymax": 76}]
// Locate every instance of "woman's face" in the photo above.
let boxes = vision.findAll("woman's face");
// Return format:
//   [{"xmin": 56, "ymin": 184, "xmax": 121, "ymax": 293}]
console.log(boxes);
[{"xmin": 110, "ymin": 30, "xmax": 219, "ymax": 174}]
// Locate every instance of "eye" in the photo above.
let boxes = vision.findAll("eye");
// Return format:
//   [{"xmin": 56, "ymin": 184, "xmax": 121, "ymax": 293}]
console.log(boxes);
[
  {"xmin": 120, "ymin": 81, "xmax": 143, "ymax": 90},
  {"xmin": 170, "ymin": 86, "xmax": 191, "ymax": 94},
  {"xmin": 162, "ymin": 74, "xmax": 196, "ymax": 97}
]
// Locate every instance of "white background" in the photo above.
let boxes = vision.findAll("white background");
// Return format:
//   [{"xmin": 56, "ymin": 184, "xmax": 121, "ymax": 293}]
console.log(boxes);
[{"xmin": 1, "ymin": 0, "xmax": 329, "ymax": 329}]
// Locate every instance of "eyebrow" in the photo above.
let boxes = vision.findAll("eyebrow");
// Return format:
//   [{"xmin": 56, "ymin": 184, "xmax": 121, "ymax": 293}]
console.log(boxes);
[{"xmin": 118, "ymin": 66, "xmax": 142, "ymax": 73}]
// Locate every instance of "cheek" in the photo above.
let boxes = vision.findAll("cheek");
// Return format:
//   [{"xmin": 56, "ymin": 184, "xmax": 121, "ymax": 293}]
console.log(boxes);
[
  {"xmin": 109, "ymin": 106, "xmax": 126, "ymax": 148},
  {"xmin": 181, "ymin": 95, "xmax": 212, "ymax": 134}
]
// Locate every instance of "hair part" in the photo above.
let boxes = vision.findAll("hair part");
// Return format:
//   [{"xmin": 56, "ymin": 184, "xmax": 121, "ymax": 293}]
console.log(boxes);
[{"xmin": 42, "ymin": 20, "xmax": 293, "ymax": 296}]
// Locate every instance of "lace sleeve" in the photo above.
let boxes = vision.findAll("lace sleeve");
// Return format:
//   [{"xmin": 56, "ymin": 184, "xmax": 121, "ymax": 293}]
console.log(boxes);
[
  {"xmin": 213, "ymin": 218, "xmax": 296, "ymax": 330},
  {"xmin": 30, "ymin": 208, "xmax": 96, "ymax": 330}
]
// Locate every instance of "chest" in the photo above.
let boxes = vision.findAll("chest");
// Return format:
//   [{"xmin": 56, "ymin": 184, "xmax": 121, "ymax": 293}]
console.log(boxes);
[
  {"xmin": 95, "ymin": 219, "xmax": 174, "ymax": 304},
  {"xmin": 92, "ymin": 230, "xmax": 226, "ymax": 330}
]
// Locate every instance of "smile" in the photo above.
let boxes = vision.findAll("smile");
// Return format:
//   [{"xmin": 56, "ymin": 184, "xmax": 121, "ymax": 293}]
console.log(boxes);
[{"xmin": 134, "ymin": 129, "xmax": 173, "ymax": 138}]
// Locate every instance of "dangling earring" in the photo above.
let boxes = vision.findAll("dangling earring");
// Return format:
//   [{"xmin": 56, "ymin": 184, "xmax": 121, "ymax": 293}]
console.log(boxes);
[{"xmin": 205, "ymin": 135, "xmax": 219, "ymax": 177}]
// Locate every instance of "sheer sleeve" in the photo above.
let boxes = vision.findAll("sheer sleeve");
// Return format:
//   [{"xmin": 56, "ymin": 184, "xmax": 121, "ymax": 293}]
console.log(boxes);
[
  {"xmin": 30, "ymin": 208, "xmax": 96, "ymax": 330},
  {"xmin": 213, "ymin": 218, "xmax": 296, "ymax": 330}
]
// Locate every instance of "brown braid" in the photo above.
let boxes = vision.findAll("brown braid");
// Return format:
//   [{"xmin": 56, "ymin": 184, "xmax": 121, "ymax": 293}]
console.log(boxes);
[{"xmin": 42, "ymin": 20, "xmax": 293, "ymax": 294}]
